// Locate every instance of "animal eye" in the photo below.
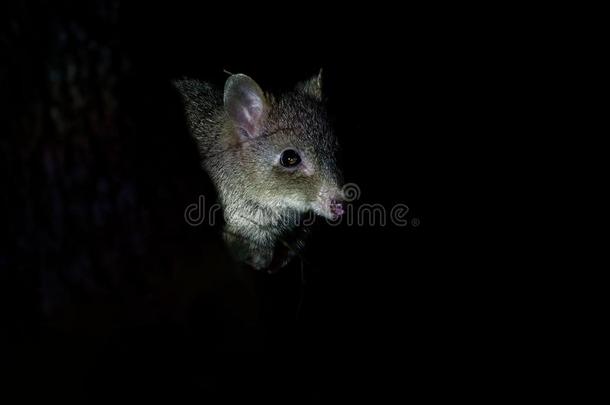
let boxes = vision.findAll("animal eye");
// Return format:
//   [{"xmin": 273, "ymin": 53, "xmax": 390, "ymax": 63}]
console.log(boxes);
[{"xmin": 280, "ymin": 149, "xmax": 302, "ymax": 168}]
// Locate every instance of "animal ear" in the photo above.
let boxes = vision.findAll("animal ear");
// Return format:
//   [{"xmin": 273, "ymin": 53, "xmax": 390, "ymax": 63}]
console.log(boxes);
[
  {"xmin": 296, "ymin": 68, "xmax": 323, "ymax": 100},
  {"xmin": 224, "ymin": 74, "xmax": 267, "ymax": 139}
]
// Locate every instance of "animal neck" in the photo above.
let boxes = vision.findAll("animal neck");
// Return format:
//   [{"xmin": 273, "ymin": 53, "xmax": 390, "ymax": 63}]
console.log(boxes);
[{"xmin": 223, "ymin": 198, "xmax": 301, "ymax": 236}]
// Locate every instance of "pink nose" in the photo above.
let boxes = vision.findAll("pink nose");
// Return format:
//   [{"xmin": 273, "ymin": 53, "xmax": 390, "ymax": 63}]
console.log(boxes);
[{"xmin": 330, "ymin": 199, "xmax": 345, "ymax": 218}]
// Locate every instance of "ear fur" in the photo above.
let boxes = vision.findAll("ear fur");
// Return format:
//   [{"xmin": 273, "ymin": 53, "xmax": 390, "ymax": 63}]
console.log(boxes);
[
  {"xmin": 223, "ymin": 74, "xmax": 267, "ymax": 139},
  {"xmin": 296, "ymin": 69, "xmax": 323, "ymax": 100}
]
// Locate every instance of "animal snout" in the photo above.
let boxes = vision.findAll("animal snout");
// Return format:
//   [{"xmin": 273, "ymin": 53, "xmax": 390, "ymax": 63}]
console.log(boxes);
[
  {"xmin": 314, "ymin": 185, "xmax": 345, "ymax": 220},
  {"xmin": 330, "ymin": 198, "xmax": 345, "ymax": 218}
]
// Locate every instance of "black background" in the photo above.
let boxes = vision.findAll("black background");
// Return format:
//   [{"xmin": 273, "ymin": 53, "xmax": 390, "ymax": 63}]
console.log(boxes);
[{"xmin": 1, "ymin": 1, "xmax": 518, "ymax": 402}]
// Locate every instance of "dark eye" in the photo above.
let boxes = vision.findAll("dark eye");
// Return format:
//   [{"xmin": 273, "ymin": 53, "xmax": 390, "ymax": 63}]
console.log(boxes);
[{"xmin": 280, "ymin": 149, "xmax": 302, "ymax": 168}]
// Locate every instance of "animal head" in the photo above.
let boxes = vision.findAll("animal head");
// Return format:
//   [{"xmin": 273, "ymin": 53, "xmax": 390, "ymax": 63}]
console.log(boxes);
[{"xmin": 175, "ymin": 71, "xmax": 344, "ymax": 220}]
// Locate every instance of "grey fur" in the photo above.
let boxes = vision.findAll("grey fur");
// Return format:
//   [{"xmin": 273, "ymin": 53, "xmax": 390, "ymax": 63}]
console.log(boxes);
[{"xmin": 173, "ymin": 72, "xmax": 343, "ymax": 271}]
